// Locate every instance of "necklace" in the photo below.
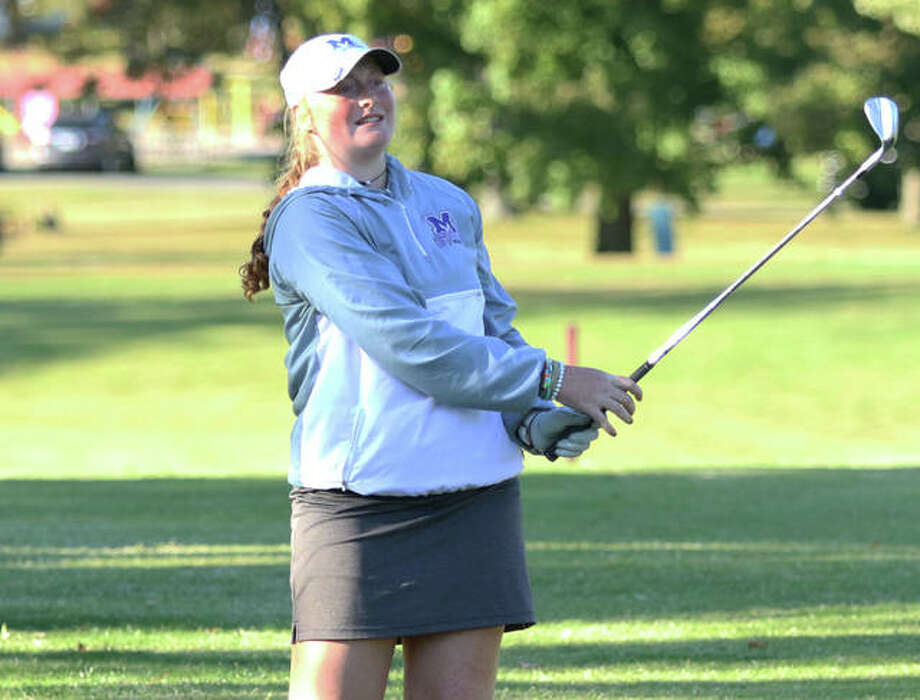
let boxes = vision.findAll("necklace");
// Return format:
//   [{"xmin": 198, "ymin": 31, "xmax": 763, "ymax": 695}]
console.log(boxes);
[{"xmin": 358, "ymin": 166, "xmax": 387, "ymax": 187}]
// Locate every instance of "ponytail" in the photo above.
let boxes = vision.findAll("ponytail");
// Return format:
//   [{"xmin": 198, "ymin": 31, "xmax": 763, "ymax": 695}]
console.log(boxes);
[{"xmin": 240, "ymin": 105, "xmax": 318, "ymax": 300}]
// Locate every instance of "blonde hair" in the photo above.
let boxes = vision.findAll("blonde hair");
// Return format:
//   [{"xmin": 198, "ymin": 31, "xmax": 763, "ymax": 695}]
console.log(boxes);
[{"xmin": 240, "ymin": 103, "xmax": 321, "ymax": 300}]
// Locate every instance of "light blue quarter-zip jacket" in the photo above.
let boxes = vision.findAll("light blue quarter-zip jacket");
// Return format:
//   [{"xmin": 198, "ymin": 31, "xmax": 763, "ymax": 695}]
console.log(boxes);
[{"xmin": 264, "ymin": 154, "xmax": 550, "ymax": 496}]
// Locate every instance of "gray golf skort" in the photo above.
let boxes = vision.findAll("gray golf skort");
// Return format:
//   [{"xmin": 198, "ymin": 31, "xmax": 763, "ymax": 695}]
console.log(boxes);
[{"xmin": 289, "ymin": 476, "xmax": 535, "ymax": 642}]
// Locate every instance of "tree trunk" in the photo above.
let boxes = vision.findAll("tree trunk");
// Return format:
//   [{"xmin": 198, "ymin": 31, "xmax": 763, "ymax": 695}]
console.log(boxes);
[
  {"xmin": 595, "ymin": 192, "xmax": 633, "ymax": 253},
  {"xmin": 2, "ymin": 0, "xmax": 25, "ymax": 44}
]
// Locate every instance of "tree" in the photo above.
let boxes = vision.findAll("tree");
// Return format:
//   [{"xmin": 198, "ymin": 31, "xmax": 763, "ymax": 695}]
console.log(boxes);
[
  {"xmin": 425, "ymin": 1, "xmax": 728, "ymax": 252},
  {"xmin": 281, "ymin": 0, "xmax": 477, "ymax": 178},
  {"xmin": 354, "ymin": 0, "xmax": 920, "ymax": 240},
  {"xmin": 1, "ymin": 0, "xmax": 75, "ymax": 45},
  {"xmin": 4, "ymin": 0, "xmax": 267, "ymax": 75},
  {"xmin": 23, "ymin": 1, "xmax": 917, "ymax": 231},
  {"xmin": 0, "ymin": 0, "xmax": 25, "ymax": 44},
  {"xmin": 853, "ymin": 0, "xmax": 920, "ymax": 34},
  {"xmin": 281, "ymin": 1, "xmax": 731, "ymax": 252},
  {"xmin": 851, "ymin": 0, "xmax": 920, "ymax": 220},
  {"xmin": 705, "ymin": 0, "xmax": 919, "ymax": 210}
]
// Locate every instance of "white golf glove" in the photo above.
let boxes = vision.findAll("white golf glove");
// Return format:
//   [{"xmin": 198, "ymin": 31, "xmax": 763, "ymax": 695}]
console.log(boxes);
[{"xmin": 519, "ymin": 407, "xmax": 599, "ymax": 459}]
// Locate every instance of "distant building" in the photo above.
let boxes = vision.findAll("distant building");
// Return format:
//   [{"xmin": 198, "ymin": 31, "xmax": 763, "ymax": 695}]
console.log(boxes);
[{"xmin": 0, "ymin": 48, "xmax": 282, "ymax": 169}]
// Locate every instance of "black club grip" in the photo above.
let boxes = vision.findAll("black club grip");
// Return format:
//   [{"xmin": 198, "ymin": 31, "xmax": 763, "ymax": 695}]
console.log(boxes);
[{"xmin": 630, "ymin": 361, "xmax": 653, "ymax": 382}]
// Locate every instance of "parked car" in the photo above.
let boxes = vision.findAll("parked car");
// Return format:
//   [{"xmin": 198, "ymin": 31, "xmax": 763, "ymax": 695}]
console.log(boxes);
[{"xmin": 40, "ymin": 110, "xmax": 137, "ymax": 172}]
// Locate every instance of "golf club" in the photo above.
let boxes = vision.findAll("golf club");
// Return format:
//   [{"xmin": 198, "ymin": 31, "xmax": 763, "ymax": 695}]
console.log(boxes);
[
  {"xmin": 629, "ymin": 95, "xmax": 899, "ymax": 382},
  {"xmin": 546, "ymin": 97, "xmax": 898, "ymax": 461}
]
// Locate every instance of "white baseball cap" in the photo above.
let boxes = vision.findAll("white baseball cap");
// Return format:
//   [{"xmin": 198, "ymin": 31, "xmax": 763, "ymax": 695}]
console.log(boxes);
[{"xmin": 279, "ymin": 33, "xmax": 401, "ymax": 107}]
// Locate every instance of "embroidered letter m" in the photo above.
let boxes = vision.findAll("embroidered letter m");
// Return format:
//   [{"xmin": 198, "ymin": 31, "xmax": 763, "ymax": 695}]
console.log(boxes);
[
  {"xmin": 425, "ymin": 211, "xmax": 461, "ymax": 247},
  {"xmin": 426, "ymin": 212, "xmax": 456, "ymax": 235},
  {"xmin": 327, "ymin": 36, "xmax": 360, "ymax": 51}
]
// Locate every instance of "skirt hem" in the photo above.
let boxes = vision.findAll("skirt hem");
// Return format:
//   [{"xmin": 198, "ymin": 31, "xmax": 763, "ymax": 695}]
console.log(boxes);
[{"xmin": 292, "ymin": 614, "xmax": 535, "ymax": 644}]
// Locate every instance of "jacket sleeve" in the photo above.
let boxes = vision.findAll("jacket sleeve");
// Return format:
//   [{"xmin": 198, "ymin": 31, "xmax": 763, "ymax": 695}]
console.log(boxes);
[
  {"xmin": 470, "ymin": 203, "xmax": 556, "ymax": 443},
  {"xmin": 266, "ymin": 193, "xmax": 546, "ymax": 414}
]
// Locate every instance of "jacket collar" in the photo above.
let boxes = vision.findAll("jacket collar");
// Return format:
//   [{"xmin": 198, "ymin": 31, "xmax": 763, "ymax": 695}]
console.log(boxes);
[
  {"xmin": 297, "ymin": 154, "xmax": 411, "ymax": 198},
  {"xmin": 298, "ymin": 165, "xmax": 362, "ymax": 189}
]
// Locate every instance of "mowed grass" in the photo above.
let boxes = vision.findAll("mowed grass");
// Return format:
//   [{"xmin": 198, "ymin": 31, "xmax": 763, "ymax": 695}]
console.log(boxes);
[{"xmin": 1, "ymin": 167, "xmax": 919, "ymax": 697}]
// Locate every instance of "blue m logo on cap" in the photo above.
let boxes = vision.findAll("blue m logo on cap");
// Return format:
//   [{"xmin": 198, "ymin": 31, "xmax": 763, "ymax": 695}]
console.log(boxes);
[
  {"xmin": 327, "ymin": 36, "xmax": 361, "ymax": 51},
  {"xmin": 425, "ymin": 211, "xmax": 461, "ymax": 247}
]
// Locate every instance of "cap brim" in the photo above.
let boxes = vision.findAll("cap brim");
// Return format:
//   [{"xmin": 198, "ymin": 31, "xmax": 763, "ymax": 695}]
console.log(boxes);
[
  {"xmin": 366, "ymin": 48, "xmax": 401, "ymax": 76},
  {"xmin": 317, "ymin": 48, "xmax": 401, "ymax": 92}
]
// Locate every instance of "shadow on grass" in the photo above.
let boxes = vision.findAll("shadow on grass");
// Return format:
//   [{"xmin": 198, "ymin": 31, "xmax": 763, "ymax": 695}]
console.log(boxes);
[
  {"xmin": 3, "ymin": 281, "xmax": 919, "ymax": 374},
  {"xmin": 2, "ymin": 470, "xmax": 919, "ymax": 696},
  {"xmin": 511, "ymin": 280, "xmax": 920, "ymax": 316},
  {"xmin": 523, "ymin": 468, "xmax": 920, "ymax": 621},
  {"xmin": 1, "ymin": 477, "xmax": 293, "ymax": 630},
  {"xmin": 3, "ymin": 643, "xmax": 919, "ymax": 698},
  {"xmin": 501, "ymin": 634, "xmax": 920, "ymax": 665},
  {"xmin": 1, "ymin": 469, "xmax": 918, "ymax": 632},
  {"xmin": 0, "ymin": 296, "xmax": 280, "ymax": 375}
]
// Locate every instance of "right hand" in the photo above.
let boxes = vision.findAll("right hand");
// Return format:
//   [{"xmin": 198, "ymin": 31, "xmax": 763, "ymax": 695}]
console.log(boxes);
[{"xmin": 555, "ymin": 365, "xmax": 643, "ymax": 436}]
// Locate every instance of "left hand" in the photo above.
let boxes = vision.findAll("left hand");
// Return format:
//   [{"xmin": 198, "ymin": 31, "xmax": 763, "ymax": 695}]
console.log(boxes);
[{"xmin": 527, "ymin": 407, "xmax": 599, "ymax": 458}]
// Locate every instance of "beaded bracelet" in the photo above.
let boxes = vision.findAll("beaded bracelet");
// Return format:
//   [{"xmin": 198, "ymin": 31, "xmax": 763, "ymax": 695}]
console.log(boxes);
[
  {"xmin": 540, "ymin": 359, "xmax": 563, "ymax": 400},
  {"xmin": 539, "ymin": 360, "xmax": 557, "ymax": 400}
]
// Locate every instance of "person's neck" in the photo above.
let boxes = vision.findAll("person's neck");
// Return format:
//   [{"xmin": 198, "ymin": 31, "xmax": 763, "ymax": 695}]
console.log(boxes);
[
  {"xmin": 355, "ymin": 162, "xmax": 388, "ymax": 188},
  {"xmin": 323, "ymin": 154, "xmax": 388, "ymax": 189}
]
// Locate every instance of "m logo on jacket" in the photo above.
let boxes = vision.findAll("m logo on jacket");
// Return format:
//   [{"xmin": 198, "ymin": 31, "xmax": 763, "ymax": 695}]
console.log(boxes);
[{"xmin": 425, "ymin": 211, "xmax": 462, "ymax": 248}]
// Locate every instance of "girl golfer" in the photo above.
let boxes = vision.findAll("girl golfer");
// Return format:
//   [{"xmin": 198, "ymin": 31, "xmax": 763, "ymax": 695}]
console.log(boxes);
[{"xmin": 240, "ymin": 33, "xmax": 642, "ymax": 699}]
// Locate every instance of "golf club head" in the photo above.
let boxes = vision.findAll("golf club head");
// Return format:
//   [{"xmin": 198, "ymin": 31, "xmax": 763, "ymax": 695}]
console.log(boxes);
[{"xmin": 864, "ymin": 96, "xmax": 899, "ymax": 149}]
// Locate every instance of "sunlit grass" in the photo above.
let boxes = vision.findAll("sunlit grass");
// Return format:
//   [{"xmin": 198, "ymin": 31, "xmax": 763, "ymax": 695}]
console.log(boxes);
[
  {"xmin": 1, "ymin": 168, "xmax": 919, "ymax": 697},
  {"xmin": 2, "ymin": 471, "xmax": 919, "ymax": 697},
  {"xmin": 0, "ymin": 543, "xmax": 290, "ymax": 569},
  {"xmin": 2, "ymin": 170, "xmax": 918, "ymax": 478}
]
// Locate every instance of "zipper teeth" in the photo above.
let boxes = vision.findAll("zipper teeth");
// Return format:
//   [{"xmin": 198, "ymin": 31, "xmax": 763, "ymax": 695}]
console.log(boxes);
[{"xmin": 398, "ymin": 202, "xmax": 429, "ymax": 257}]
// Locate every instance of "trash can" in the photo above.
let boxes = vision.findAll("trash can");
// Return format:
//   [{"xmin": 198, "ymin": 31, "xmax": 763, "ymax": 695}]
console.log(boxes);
[{"xmin": 649, "ymin": 200, "xmax": 675, "ymax": 255}]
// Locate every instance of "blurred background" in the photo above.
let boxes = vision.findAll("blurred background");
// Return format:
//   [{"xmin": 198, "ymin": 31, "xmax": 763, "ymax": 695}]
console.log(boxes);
[
  {"xmin": 2, "ymin": 4, "xmax": 919, "ymax": 696},
  {"xmin": 1, "ymin": 1, "xmax": 918, "ymax": 474},
  {"xmin": 1, "ymin": 0, "xmax": 919, "ymax": 230}
]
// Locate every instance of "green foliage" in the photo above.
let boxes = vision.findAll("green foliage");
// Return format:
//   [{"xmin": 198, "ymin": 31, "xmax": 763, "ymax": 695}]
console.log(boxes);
[
  {"xmin": 17, "ymin": 0, "xmax": 259, "ymax": 71},
  {"xmin": 281, "ymin": 0, "xmax": 920, "ymax": 230},
  {"xmin": 284, "ymin": 0, "xmax": 477, "ymax": 173},
  {"xmin": 284, "ymin": 0, "xmax": 730, "ymax": 234},
  {"xmin": 855, "ymin": 0, "xmax": 920, "ymax": 35},
  {"xmin": 432, "ymin": 0, "xmax": 725, "ymax": 213},
  {"xmin": 711, "ymin": 0, "xmax": 920, "ymax": 180},
  {"xmin": 22, "ymin": 1, "xmax": 920, "ymax": 227}
]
